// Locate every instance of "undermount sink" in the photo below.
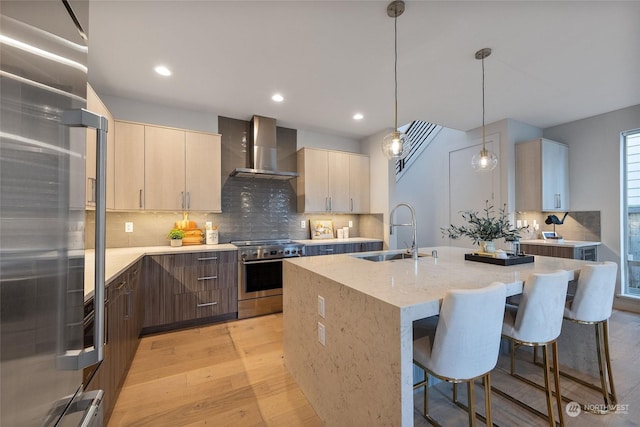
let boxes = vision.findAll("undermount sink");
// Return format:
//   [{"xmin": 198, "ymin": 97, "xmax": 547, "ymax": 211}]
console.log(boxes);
[{"xmin": 353, "ymin": 251, "xmax": 430, "ymax": 262}]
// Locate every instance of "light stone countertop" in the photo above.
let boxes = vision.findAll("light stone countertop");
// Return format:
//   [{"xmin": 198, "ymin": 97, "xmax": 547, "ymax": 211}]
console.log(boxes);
[
  {"xmin": 84, "ymin": 244, "xmax": 237, "ymax": 299},
  {"xmin": 285, "ymin": 245, "xmax": 590, "ymax": 316},
  {"xmin": 282, "ymin": 245, "xmax": 598, "ymax": 426},
  {"xmin": 520, "ymin": 239, "xmax": 601, "ymax": 248},
  {"xmin": 293, "ymin": 237, "xmax": 382, "ymax": 246}
]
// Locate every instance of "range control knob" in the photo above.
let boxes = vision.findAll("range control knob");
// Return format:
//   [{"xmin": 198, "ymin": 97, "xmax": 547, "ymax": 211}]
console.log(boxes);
[
  {"xmin": 252, "ymin": 252, "xmax": 258, "ymax": 258},
  {"xmin": 285, "ymin": 250, "xmax": 291, "ymax": 255}
]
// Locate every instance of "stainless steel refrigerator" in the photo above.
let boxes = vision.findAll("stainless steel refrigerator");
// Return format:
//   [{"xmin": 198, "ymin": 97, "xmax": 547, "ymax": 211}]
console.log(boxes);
[{"xmin": 1, "ymin": 1, "xmax": 107, "ymax": 426}]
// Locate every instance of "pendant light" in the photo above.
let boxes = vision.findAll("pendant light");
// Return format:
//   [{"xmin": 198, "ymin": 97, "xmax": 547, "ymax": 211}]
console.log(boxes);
[
  {"xmin": 472, "ymin": 47, "xmax": 498, "ymax": 172},
  {"xmin": 381, "ymin": 0, "xmax": 409, "ymax": 160}
]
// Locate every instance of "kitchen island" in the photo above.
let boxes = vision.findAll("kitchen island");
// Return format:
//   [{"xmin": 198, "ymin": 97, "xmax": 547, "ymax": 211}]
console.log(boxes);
[{"xmin": 282, "ymin": 246, "xmax": 594, "ymax": 426}]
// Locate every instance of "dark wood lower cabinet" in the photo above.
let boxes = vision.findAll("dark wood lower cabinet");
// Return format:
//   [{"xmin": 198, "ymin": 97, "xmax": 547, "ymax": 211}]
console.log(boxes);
[
  {"xmin": 520, "ymin": 244, "xmax": 598, "ymax": 260},
  {"xmin": 305, "ymin": 240, "xmax": 383, "ymax": 256},
  {"xmin": 142, "ymin": 250, "xmax": 238, "ymax": 334},
  {"xmin": 83, "ymin": 259, "xmax": 143, "ymax": 424}
]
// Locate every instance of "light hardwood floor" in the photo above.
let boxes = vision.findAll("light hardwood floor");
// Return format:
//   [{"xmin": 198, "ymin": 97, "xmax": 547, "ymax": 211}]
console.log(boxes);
[{"xmin": 109, "ymin": 310, "xmax": 640, "ymax": 426}]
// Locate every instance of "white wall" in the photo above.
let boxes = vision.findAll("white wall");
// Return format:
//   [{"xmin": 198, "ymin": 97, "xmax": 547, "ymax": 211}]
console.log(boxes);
[
  {"xmin": 392, "ymin": 127, "xmax": 466, "ymax": 248},
  {"xmin": 99, "ymin": 94, "xmax": 362, "ymax": 154},
  {"xmin": 297, "ymin": 129, "xmax": 360, "ymax": 153},
  {"xmin": 385, "ymin": 119, "xmax": 528, "ymax": 250},
  {"xmin": 100, "ymin": 95, "xmax": 218, "ymax": 133},
  {"xmin": 543, "ymin": 104, "xmax": 640, "ymax": 310}
]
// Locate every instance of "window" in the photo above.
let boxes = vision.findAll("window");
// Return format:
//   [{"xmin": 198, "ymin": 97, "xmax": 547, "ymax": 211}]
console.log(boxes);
[{"xmin": 622, "ymin": 129, "xmax": 640, "ymax": 297}]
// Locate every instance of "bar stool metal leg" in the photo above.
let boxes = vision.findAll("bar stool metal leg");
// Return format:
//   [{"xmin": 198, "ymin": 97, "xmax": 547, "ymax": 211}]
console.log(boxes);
[
  {"xmin": 552, "ymin": 341, "xmax": 564, "ymax": 426},
  {"xmin": 530, "ymin": 320, "xmax": 617, "ymax": 413},
  {"xmin": 541, "ymin": 343, "xmax": 557, "ymax": 427},
  {"xmin": 467, "ymin": 380, "xmax": 477, "ymax": 427},
  {"xmin": 483, "ymin": 374, "xmax": 493, "ymax": 427}
]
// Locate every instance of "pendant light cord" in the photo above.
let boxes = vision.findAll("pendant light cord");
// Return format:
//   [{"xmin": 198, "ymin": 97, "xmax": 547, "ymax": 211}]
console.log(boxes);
[
  {"xmin": 394, "ymin": 13, "xmax": 398, "ymax": 132},
  {"xmin": 481, "ymin": 54, "xmax": 486, "ymax": 152}
]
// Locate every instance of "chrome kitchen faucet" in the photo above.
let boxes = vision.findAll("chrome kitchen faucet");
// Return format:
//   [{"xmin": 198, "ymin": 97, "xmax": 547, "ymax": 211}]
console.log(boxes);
[{"xmin": 389, "ymin": 203, "xmax": 418, "ymax": 260}]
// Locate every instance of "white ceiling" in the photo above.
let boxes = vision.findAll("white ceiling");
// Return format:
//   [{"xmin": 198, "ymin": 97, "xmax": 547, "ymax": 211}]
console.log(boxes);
[{"xmin": 88, "ymin": 1, "xmax": 640, "ymax": 140}]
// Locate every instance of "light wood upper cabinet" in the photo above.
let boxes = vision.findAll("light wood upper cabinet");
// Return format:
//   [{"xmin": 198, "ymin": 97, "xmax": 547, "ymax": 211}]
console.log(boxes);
[
  {"xmin": 144, "ymin": 126, "xmax": 186, "ymax": 211},
  {"xmin": 185, "ymin": 131, "xmax": 221, "ymax": 212},
  {"xmin": 328, "ymin": 151, "xmax": 350, "ymax": 212},
  {"xmin": 348, "ymin": 154, "xmax": 370, "ymax": 213},
  {"xmin": 516, "ymin": 138, "xmax": 569, "ymax": 212},
  {"xmin": 114, "ymin": 121, "xmax": 145, "ymax": 210},
  {"xmin": 298, "ymin": 148, "xmax": 330, "ymax": 212},
  {"xmin": 114, "ymin": 121, "xmax": 221, "ymax": 212},
  {"xmin": 86, "ymin": 84, "xmax": 115, "ymax": 209},
  {"xmin": 297, "ymin": 147, "xmax": 370, "ymax": 213}
]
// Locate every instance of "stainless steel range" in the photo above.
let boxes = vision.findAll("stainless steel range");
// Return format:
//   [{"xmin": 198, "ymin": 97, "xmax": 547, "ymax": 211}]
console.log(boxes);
[{"xmin": 232, "ymin": 239, "xmax": 305, "ymax": 319}]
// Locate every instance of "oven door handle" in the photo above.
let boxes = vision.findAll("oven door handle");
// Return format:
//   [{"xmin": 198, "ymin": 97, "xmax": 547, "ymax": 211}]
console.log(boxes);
[{"xmin": 241, "ymin": 258, "xmax": 284, "ymax": 265}]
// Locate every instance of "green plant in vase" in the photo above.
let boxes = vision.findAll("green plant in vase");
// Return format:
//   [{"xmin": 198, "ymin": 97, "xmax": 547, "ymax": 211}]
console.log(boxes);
[
  {"xmin": 441, "ymin": 201, "xmax": 527, "ymax": 253},
  {"xmin": 168, "ymin": 228, "xmax": 185, "ymax": 247}
]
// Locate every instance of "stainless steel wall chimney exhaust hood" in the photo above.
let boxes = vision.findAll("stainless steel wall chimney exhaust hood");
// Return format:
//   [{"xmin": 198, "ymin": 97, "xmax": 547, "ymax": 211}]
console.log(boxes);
[{"xmin": 230, "ymin": 115, "xmax": 299, "ymax": 180}]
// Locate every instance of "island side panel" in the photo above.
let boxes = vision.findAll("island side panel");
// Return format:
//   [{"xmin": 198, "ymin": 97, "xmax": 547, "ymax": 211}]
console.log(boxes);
[{"xmin": 283, "ymin": 262, "xmax": 404, "ymax": 426}]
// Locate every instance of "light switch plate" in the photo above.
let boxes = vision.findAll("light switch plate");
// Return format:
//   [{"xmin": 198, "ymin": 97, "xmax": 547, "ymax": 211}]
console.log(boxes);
[
  {"xmin": 348, "ymin": 221, "xmax": 353, "ymax": 228},
  {"xmin": 125, "ymin": 222, "xmax": 134, "ymax": 233},
  {"xmin": 318, "ymin": 322, "xmax": 326, "ymax": 346},
  {"xmin": 318, "ymin": 295, "xmax": 325, "ymax": 318}
]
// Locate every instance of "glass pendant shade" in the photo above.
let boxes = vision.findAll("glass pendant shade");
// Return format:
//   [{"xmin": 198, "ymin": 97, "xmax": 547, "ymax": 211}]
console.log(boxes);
[
  {"xmin": 382, "ymin": 130, "xmax": 409, "ymax": 160},
  {"xmin": 472, "ymin": 147, "xmax": 498, "ymax": 172}
]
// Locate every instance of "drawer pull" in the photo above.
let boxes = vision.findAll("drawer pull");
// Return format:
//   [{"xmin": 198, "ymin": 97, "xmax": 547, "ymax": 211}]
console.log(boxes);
[
  {"xmin": 197, "ymin": 275, "xmax": 218, "ymax": 281},
  {"xmin": 116, "ymin": 281, "xmax": 127, "ymax": 290},
  {"xmin": 197, "ymin": 256, "xmax": 218, "ymax": 261},
  {"xmin": 197, "ymin": 301, "xmax": 218, "ymax": 308}
]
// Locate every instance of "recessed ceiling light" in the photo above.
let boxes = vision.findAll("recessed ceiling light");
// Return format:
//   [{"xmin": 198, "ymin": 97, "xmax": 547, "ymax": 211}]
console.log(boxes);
[
  {"xmin": 353, "ymin": 113, "xmax": 364, "ymax": 120},
  {"xmin": 272, "ymin": 93, "xmax": 284, "ymax": 102},
  {"xmin": 154, "ymin": 65, "xmax": 172, "ymax": 76}
]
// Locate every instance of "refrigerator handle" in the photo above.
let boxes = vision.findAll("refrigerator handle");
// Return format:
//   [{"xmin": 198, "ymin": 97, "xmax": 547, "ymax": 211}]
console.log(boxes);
[{"xmin": 58, "ymin": 109, "xmax": 107, "ymax": 370}]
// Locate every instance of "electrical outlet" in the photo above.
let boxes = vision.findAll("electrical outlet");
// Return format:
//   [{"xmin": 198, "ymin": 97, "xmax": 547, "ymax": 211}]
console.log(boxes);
[
  {"xmin": 318, "ymin": 295, "xmax": 325, "ymax": 318},
  {"xmin": 348, "ymin": 220, "xmax": 353, "ymax": 228},
  {"xmin": 317, "ymin": 322, "xmax": 326, "ymax": 346},
  {"xmin": 125, "ymin": 222, "xmax": 134, "ymax": 233},
  {"xmin": 301, "ymin": 220, "xmax": 306, "ymax": 229}
]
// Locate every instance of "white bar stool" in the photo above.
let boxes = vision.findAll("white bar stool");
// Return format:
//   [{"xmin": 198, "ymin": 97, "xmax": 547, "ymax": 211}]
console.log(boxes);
[
  {"xmin": 494, "ymin": 270, "xmax": 570, "ymax": 427},
  {"xmin": 560, "ymin": 261, "xmax": 618, "ymax": 413},
  {"xmin": 413, "ymin": 282, "xmax": 507, "ymax": 427}
]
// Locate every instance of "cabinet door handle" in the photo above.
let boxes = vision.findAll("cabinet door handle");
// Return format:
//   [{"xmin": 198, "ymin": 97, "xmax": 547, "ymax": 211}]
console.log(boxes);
[
  {"xmin": 321, "ymin": 248, "xmax": 334, "ymax": 253},
  {"xmin": 350, "ymin": 198, "xmax": 353, "ymax": 212},
  {"xmin": 325, "ymin": 197, "xmax": 329, "ymax": 211},
  {"xmin": 197, "ymin": 275, "xmax": 218, "ymax": 281},
  {"xmin": 555, "ymin": 193, "xmax": 561, "ymax": 209},
  {"xmin": 197, "ymin": 301, "xmax": 218, "ymax": 308},
  {"xmin": 180, "ymin": 191, "xmax": 184, "ymax": 209},
  {"xmin": 197, "ymin": 256, "xmax": 218, "ymax": 261},
  {"xmin": 139, "ymin": 189, "xmax": 143, "ymax": 208},
  {"xmin": 329, "ymin": 197, "xmax": 332, "ymax": 211},
  {"xmin": 125, "ymin": 289, "xmax": 132, "ymax": 320},
  {"xmin": 116, "ymin": 280, "xmax": 127, "ymax": 290},
  {"xmin": 187, "ymin": 192, "xmax": 190, "ymax": 209}
]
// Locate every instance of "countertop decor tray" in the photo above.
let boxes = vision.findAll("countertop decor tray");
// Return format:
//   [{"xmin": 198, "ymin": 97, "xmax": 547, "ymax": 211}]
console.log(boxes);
[{"xmin": 465, "ymin": 253, "xmax": 534, "ymax": 266}]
